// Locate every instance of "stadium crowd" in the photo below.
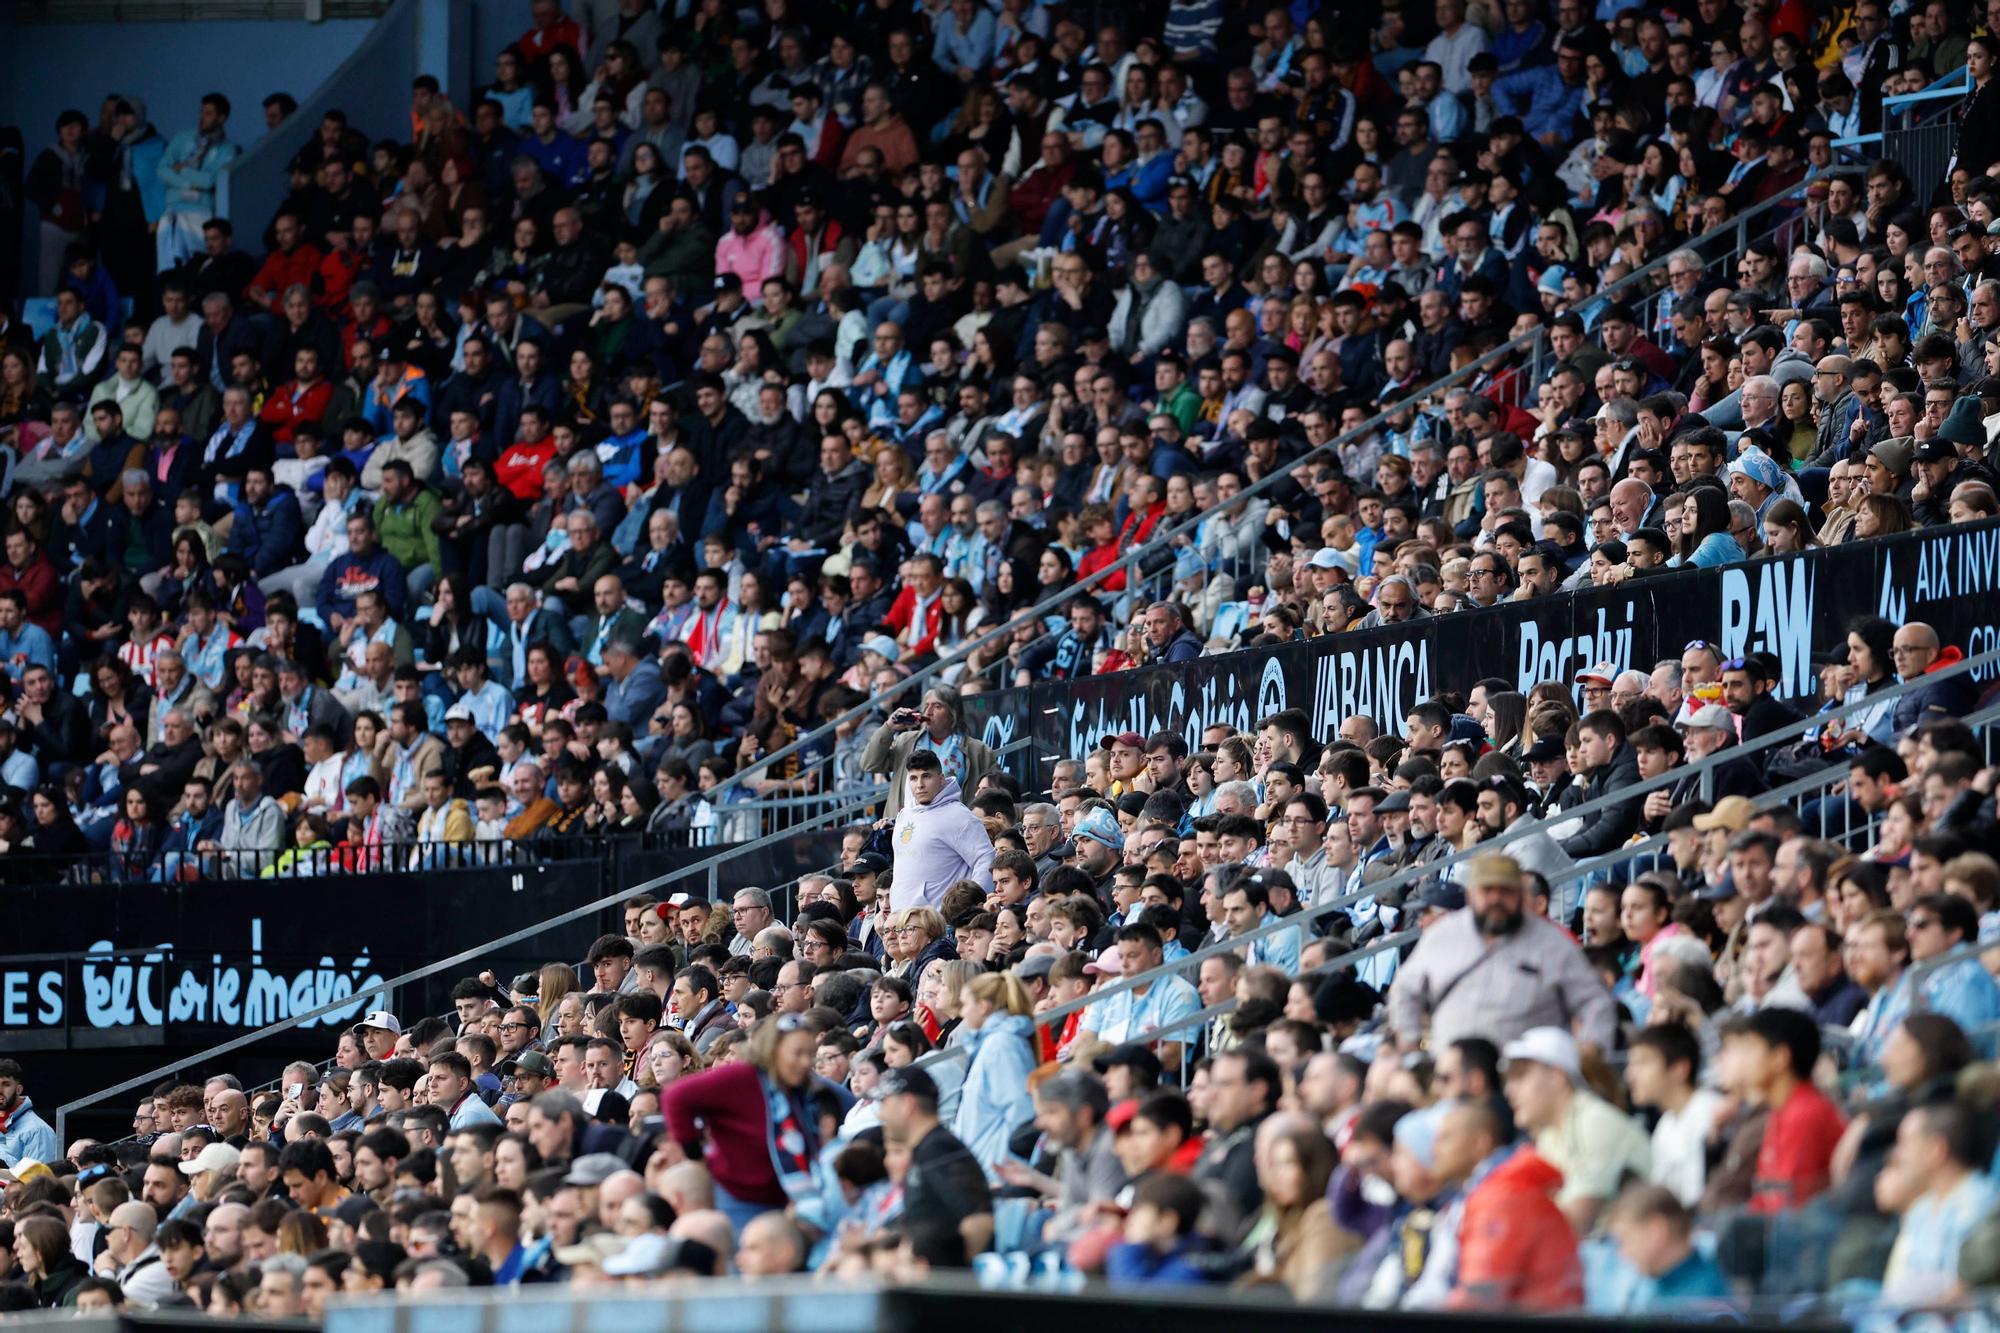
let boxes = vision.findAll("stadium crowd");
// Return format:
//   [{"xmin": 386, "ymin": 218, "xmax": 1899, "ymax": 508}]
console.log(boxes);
[
  {"xmin": 1, "ymin": 0, "xmax": 2000, "ymax": 880},
  {"xmin": 3, "ymin": 0, "xmax": 2000, "ymax": 1317}
]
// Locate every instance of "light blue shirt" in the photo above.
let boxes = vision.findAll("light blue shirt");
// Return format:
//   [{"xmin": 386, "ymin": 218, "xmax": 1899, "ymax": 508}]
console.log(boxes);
[{"xmin": 1082, "ymin": 971, "xmax": 1200, "ymax": 1046}]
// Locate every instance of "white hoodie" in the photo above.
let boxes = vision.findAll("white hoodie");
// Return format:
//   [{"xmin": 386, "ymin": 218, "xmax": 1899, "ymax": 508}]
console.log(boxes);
[{"xmin": 890, "ymin": 776, "xmax": 994, "ymax": 909}]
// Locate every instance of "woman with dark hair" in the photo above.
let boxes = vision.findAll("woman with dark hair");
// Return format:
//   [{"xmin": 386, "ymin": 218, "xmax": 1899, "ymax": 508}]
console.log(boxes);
[
  {"xmin": 1675, "ymin": 486, "xmax": 1743, "ymax": 567},
  {"xmin": 88, "ymin": 655, "xmax": 151, "ymax": 749},
  {"xmin": 110, "ymin": 786, "xmax": 164, "ymax": 881},
  {"xmin": 23, "ymin": 783, "xmax": 87, "ymax": 867},
  {"xmin": 421, "ymin": 573, "xmax": 493, "ymax": 683}
]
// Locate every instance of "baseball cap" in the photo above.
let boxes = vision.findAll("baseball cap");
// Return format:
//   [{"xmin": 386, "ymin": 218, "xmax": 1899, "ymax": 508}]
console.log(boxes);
[
  {"xmin": 870, "ymin": 1066, "xmax": 939, "ymax": 1103},
  {"xmin": 563, "ymin": 1153, "xmax": 628, "ymax": 1187},
  {"xmin": 1071, "ymin": 807, "xmax": 1124, "ymax": 851},
  {"xmin": 1502, "ymin": 1026, "xmax": 1582, "ymax": 1083},
  {"xmin": 1680, "ymin": 703, "xmax": 1736, "ymax": 731},
  {"xmin": 1523, "ymin": 735, "xmax": 1566, "ymax": 763},
  {"xmin": 443, "ymin": 702, "xmax": 475, "ymax": 723},
  {"xmin": 1410, "ymin": 881, "xmax": 1466, "ymax": 913},
  {"xmin": 1092, "ymin": 1043, "xmax": 1163, "ymax": 1085},
  {"xmin": 180, "ymin": 1142, "xmax": 241, "ymax": 1177},
  {"xmin": 1693, "ymin": 794, "xmax": 1757, "ymax": 832},
  {"xmin": 1575, "ymin": 661, "xmax": 1617, "ymax": 687},
  {"xmin": 1100, "ymin": 731, "xmax": 1146, "ymax": 749},
  {"xmin": 0, "ymin": 1159, "xmax": 52, "ymax": 1184},
  {"xmin": 501, "ymin": 1050, "xmax": 555, "ymax": 1079},
  {"xmin": 1015, "ymin": 952, "xmax": 1059, "ymax": 981},
  {"xmin": 1308, "ymin": 547, "xmax": 1359, "ymax": 578},
  {"xmin": 359, "ymin": 1010, "xmax": 400, "ymax": 1034}
]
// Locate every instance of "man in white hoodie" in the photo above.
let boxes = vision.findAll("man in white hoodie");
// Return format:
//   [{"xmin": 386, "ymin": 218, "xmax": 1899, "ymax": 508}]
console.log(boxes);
[{"xmin": 890, "ymin": 749, "xmax": 994, "ymax": 909}]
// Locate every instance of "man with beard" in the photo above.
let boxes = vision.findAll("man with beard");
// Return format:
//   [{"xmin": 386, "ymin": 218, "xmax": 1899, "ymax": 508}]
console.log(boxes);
[{"xmin": 1383, "ymin": 854, "xmax": 1615, "ymax": 1054}]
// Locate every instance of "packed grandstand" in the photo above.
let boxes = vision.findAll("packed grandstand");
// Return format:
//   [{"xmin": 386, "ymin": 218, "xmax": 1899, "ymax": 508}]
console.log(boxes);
[{"xmin": 7, "ymin": 0, "xmax": 2000, "ymax": 1320}]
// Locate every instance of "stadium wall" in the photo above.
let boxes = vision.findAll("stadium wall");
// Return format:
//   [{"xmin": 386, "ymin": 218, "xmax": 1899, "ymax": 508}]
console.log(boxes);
[{"xmin": 963, "ymin": 517, "xmax": 2000, "ymax": 779}]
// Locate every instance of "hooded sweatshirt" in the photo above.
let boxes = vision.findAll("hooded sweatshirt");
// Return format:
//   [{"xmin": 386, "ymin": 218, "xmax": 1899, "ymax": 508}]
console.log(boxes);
[{"xmin": 890, "ymin": 775, "xmax": 994, "ymax": 908}]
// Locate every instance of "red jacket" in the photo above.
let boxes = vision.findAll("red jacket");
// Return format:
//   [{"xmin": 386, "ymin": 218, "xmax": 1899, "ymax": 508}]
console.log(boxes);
[
  {"xmin": 883, "ymin": 583, "xmax": 943, "ymax": 656},
  {"xmin": 660, "ymin": 1061, "xmax": 789, "ymax": 1207},
  {"xmin": 495, "ymin": 436, "xmax": 559, "ymax": 500},
  {"xmin": 1009, "ymin": 159, "xmax": 1077, "ymax": 234},
  {"xmin": 248, "ymin": 244, "xmax": 325, "ymax": 312},
  {"xmin": 1448, "ymin": 1147, "xmax": 1582, "ymax": 1312},
  {"xmin": 258, "ymin": 379, "xmax": 334, "ymax": 444},
  {"xmin": 0, "ymin": 553, "xmax": 61, "ymax": 636}
]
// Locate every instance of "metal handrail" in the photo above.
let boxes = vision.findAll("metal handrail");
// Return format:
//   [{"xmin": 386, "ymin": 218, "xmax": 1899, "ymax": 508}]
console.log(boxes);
[
  {"xmin": 50, "ymin": 787, "xmax": 885, "ymax": 1141},
  {"xmin": 702, "ymin": 164, "xmax": 1834, "ymax": 810},
  {"xmin": 56, "ymin": 732, "xmax": 1030, "ymax": 1138},
  {"xmin": 931, "ymin": 647, "xmax": 2000, "ymax": 1048}
]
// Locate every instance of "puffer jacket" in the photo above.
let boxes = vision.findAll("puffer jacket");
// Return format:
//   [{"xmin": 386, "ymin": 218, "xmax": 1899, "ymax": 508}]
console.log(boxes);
[
  {"xmin": 952, "ymin": 1011, "xmax": 1040, "ymax": 1180},
  {"xmin": 1447, "ymin": 1146, "xmax": 1582, "ymax": 1312}
]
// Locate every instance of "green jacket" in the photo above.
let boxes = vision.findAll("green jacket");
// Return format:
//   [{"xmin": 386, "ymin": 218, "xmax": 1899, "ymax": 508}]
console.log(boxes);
[
  {"xmin": 637, "ymin": 219, "xmax": 716, "ymax": 294},
  {"xmin": 376, "ymin": 487, "xmax": 443, "ymax": 575}
]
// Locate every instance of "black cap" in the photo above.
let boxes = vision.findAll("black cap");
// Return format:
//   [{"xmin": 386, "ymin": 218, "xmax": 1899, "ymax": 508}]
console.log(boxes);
[{"xmin": 1524, "ymin": 735, "xmax": 1566, "ymax": 762}]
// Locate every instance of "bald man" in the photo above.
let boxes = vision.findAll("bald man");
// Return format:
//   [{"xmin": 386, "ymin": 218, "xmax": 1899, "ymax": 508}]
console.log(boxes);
[{"xmin": 103, "ymin": 1201, "xmax": 177, "ymax": 1308}]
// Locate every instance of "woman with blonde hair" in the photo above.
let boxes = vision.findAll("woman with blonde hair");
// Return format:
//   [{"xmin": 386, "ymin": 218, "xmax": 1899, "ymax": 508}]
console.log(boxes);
[
  {"xmin": 952, "ymin": 972, "xmax": 1040, "ymax": 1180},
  {"xmin": 1237, "ymin": 1116, "xmax": 1353, "ymax": 1301},
  {"xmin": 535, "ymin": 963, "xmax": 579, "ymax": 1027}
]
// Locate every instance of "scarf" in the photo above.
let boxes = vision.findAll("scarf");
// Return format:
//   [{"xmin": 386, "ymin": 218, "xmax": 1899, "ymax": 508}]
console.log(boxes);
[{"xmin": 54, "ymin": 315, "xmax": 96, "ymax": 382}]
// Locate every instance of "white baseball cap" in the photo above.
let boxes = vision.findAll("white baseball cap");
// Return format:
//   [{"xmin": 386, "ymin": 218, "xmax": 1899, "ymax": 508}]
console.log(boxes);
[
  {"xmin": 359, "ymin": 1010, "xmax": 401, "ymax": 1034},
  {"xmin": 1501, "ymin": 1026, "xmax": 1581, "ymax": 1084}
]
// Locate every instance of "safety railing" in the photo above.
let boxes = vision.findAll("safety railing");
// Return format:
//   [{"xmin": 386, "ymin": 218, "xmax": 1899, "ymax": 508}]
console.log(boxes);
[
  {"xmin": 906, "ymin": 647, "xmax": 1999, "ymax": 1071},
  {"xmin": 53, "ymin": 734, "xmax": 1023, "ymax": 1140},
  {"xmin": 709, "ymin": 165, "xmax": 1832, "ymax": 820}
]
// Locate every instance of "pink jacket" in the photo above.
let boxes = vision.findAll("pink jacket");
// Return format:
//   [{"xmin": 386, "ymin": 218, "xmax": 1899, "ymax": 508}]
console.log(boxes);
[{"xmin": 714, "ymin": 221, "xmax": 785, "ymax": 294}]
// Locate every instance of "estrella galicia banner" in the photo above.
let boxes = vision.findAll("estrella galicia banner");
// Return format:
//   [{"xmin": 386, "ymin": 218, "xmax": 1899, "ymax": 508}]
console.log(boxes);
[{"xmin": 959, "ymin": 518, "xmax": 2000, "ymax": 782}]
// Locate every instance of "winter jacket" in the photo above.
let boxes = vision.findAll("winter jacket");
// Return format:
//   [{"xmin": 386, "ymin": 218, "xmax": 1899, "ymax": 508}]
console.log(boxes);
[
  {"xmin": 1893, "ymin": 647, "xmax": 1976, "ymax": 737},
  {"xmin": 1557, "ymin": 741, "xmax": 1642, "ymax": 858},
  {"xmin": 952, "ymin": 1012, "xmax": 1040, "ymax": 1180},
  {"xmin": 0, "ymin": 1093, "xmax": 57, "ymax": 1167},
  {"xmin": 888, "ymin": 776, "xmax": 994, "ymax": 908},
  {"xmin": 226, "ymin": 486, "xmax": 305, "ymax": 578},
  {"xmin": 1109, "ymin": 279, "xmax": 1189, "ymax": 360},
  {"xmin": 1447, "ymin": 1146, "xmax": 1582, "ymax": 1312}
]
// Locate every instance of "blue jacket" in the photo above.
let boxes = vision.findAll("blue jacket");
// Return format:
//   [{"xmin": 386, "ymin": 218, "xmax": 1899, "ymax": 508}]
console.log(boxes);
[
  {"xmin": 951, "ymin": 1012, "xmax": 1039, "ymax": 1178},
  {"xmin": 1492, "ymin": 63, "xmax": 1587, "ymax": 143},
  {"xmin": 0, "ymin": 1094, "xmax": 58, "ymax": 1169},
  {"xmin": 1106, "ymin": 1234, "xmax": 1215, "ymax": 1286},
  {"xmin": 226, "ymin": 487, "xmax": 306, "ymax": 579}
]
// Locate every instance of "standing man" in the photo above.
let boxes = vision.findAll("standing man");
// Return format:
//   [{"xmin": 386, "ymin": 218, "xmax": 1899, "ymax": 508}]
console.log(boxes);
[
  {"xmin": 157, "ymin": 94, "xmax": 241, "ymax": 272},
  {"xmin": 888, "ymin": 750, "xmax": 994, "ymax": 908}
]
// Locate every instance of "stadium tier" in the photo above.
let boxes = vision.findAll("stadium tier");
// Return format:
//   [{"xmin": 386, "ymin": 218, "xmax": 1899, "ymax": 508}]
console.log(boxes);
[{"xmin": 4, "ymin": 0, "xmax": 2000, "ymax": 1321}]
